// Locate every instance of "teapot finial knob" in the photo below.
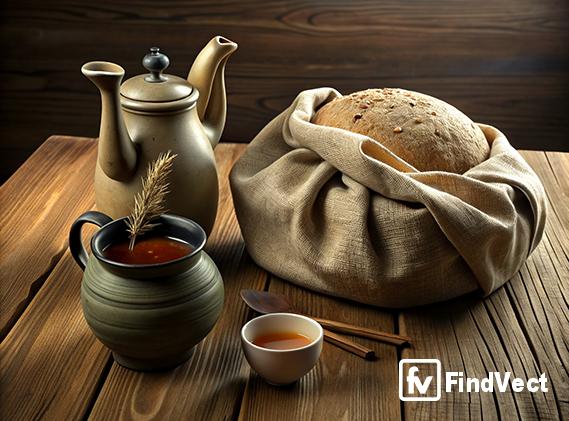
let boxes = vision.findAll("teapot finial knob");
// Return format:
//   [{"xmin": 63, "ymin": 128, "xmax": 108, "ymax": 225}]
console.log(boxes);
[{"xmin": 143, "ymin": 47, "xmax": 169, "ymax": 83}]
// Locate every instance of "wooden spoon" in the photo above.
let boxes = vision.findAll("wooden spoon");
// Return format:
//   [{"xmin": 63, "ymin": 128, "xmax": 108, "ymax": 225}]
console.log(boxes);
[
  {"xmin": 240, "ymin": 290, "xmax": 375, "ymax": 360},
  {"xmin": 240, "ymin": 289, "xmax": 410, "ymax": 347}
]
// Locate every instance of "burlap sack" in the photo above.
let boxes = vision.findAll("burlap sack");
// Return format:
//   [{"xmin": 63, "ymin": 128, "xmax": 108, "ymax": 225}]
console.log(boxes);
[{"xmin": 229, "ymin": 88, "xmax": 547, "ymax": 307}]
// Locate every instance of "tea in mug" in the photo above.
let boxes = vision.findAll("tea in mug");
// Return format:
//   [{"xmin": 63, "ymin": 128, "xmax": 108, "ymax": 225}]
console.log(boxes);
[{"xmin": 103, "ymin": 236, "xmax": 193, "ymax": 265}]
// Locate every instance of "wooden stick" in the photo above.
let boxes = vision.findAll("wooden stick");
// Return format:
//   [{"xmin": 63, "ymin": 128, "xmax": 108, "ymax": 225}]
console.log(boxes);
[
  {"xmin": 314, "ymin": 317, "xmax": 410, "ymax": 347},
  {"xmin": 323, "ymin": 329, "xmax": 375, "ymax": 360}
]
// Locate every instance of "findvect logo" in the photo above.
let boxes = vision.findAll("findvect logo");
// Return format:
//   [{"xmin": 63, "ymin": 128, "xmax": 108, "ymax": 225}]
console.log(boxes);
[{"xmin": 399, "ymin": 359, "xmax": 549, "ymax": 402}]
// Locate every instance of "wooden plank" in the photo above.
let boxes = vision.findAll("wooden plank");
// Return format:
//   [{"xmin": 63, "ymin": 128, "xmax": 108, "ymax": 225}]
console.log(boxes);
[
  {"xmin": 0, "ymin": 136, "xmax": 108, "ymax": 420},
  {"xmin": 515, "ymin": 151, "xmax": 569, "ymax": 419},
  {"xmin": 88, "ymin": 144, "xmax": 271, "ymax": 420},
  {"xmin": 400, "ymin": 151, "xmax": 569, "ymax": 420},
  {"xmin": 237, "ymin": 277, "xmax": 401, "ymax": 420},
  {"xmin": 1, "ymin": 0, "xmax": 568, "ymax": 179},
  {"xmin": 0, "ymin": 135, "xmax": 97, "ymax": 339},
  {"xmin": 0, "ymin": 251, "xmax": 112, "ymax": 421}
]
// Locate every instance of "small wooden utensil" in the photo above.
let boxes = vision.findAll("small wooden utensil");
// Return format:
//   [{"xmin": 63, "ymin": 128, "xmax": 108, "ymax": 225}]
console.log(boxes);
[
  {"xmin": 312, "ymin": 317, "xmax": 409, "ymax": 347},
  {"xmin": 240, "ymin": 290, "xmax": 410, "ymax": 347},
  {"xmin": 241, "ymin": 290, "xmax": 411, "ymax": 360},
  {"xmin": 240, "ymin": 290, "xmax": 375, "ymax": 360},
  {"xmin": 323, "ymin": 330, "xmax": 375, "ymax": 360}
]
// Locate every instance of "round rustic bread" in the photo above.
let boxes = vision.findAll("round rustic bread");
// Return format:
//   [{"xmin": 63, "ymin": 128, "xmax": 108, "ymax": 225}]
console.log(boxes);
[{"xmin": 312, "ymin": 88, "xmax": 490, "ymax": 173}]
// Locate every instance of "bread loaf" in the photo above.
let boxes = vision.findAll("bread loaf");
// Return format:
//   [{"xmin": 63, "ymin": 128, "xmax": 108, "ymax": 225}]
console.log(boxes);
[{"xmin": 312, "ymin": 88, "xmax": 490, "ymax": 173}]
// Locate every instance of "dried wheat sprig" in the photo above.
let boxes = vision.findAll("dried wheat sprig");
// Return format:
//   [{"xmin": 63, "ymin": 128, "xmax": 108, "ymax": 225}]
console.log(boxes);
[{"xmin": 126, "ymin": 151, "xmax": 177, "ymax": 250}]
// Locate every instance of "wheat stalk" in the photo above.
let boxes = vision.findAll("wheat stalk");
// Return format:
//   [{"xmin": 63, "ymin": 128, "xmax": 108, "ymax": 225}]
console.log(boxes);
[{"xmin": 126, "ymin": 151, "xmax": 177, "ymax": 250}]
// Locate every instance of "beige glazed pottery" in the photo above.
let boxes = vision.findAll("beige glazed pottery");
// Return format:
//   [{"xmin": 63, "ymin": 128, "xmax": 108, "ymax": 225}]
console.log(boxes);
[
  {"xmin": 81, "ymin": 36, "xmax": 237, "ymax": 235},
  {"xmin": 241, "ymin": 313, "xmax": 323, "ymax": 385},
  {"xmin": 69, "ymin": 211, "xmax": 224, "ymax": 371}
]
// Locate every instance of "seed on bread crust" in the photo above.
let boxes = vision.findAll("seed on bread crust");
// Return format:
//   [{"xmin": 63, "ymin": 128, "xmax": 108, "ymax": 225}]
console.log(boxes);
[{"xmin": 311, "ymin": 87, "xmax": 490, "ymax": 173}]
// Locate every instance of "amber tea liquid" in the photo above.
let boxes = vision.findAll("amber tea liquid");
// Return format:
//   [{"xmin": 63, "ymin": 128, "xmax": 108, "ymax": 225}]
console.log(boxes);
[
  {"xmin": 103, "ymin": 236, "xmax": 193, "ymax": 265},
  {"xmin": 253, "ymin": 332, "xmax": 312, "ymax": 350}
]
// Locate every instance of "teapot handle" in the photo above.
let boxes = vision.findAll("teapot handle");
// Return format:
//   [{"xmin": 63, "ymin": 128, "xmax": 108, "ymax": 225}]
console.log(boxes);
[{"xmin": 69, "ymin": 211, "xmax": 113, "ymax": 271}]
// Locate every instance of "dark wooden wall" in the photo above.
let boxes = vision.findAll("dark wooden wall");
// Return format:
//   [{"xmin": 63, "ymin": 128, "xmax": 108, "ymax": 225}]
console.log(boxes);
[{"xmin": 1, "ymin": 0, "xmax": 568, "ymax": 180}]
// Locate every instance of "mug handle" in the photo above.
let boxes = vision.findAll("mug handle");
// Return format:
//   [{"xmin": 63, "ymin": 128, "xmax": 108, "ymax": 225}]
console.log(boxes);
[{"xmin": 69, "ymin": 211, "xmax": 113, "ymax": 271}]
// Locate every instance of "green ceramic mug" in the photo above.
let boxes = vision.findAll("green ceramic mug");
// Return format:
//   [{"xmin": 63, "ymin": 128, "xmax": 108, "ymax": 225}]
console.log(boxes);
[{"xmin": 69, "ymin": 211, "xmax": 224, "ymax": 371}]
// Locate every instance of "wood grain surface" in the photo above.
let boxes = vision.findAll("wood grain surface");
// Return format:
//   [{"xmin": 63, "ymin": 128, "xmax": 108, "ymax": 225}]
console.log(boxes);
[
  {"xmin": 0, "ymin": 137, "xmax": 567, "ymax": 420},
  {"xmin": 0, "ymin": 136, "xmax": 97, "ymax": 339},
  {"xmin": 399, "ymin": 150, "xmax": 569, "ymax": 420},
  {"xmin": 0, "ymin": 250, "xmax": 112, "ymax": 420},
  {"xmin": 0, "ymin": 136, "xmax": 106, "ymax": 420},
  {"xmin": 1, "ymin": 0, "xmax": 568, "ymax": 180}
]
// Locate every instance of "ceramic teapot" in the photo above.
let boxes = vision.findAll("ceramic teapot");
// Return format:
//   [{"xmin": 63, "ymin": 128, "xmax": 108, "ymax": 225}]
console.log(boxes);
[{"xmin": 81, "ymin": 36, "xmax": 237, "ymax": 235}]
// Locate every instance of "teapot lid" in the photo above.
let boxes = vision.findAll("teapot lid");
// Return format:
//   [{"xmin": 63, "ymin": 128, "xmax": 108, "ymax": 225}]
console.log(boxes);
[{"xmin": 120, "ymin": 47, "xmax": 197, "ymax": 112}]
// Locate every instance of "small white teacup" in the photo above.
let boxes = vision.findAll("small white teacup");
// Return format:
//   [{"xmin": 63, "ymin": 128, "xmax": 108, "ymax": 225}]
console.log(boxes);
[{"xmin": 241, "ymin": 313, "xmax": 323, "ymax": 385}]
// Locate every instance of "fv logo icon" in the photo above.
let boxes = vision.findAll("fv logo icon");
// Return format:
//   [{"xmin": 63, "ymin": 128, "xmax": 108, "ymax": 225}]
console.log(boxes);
[{"xmin": 399, "ymin": 359, "xmax": 441, "ymax": 401}]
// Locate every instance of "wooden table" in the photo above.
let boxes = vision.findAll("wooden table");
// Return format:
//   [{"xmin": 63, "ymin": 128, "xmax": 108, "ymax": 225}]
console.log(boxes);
[{"xmin": 1, "ymin": 136, "xmax": 567, "ymax": 420}]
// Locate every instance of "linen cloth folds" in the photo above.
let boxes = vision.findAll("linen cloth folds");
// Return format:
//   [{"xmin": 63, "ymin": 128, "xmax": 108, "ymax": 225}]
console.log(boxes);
[{"xmin": 229, "ymin": 88, "xmax": 547, "ymax": 307}]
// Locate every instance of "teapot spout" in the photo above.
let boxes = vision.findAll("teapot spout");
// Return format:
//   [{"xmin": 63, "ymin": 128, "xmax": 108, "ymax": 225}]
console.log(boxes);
[
  {"xmin": 82, "ymin": 62, "xmax": 137, "ymax": 181},
  {"xmin": 187, "ymin": 36, "xmax": 238, "ymax": 148}
]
